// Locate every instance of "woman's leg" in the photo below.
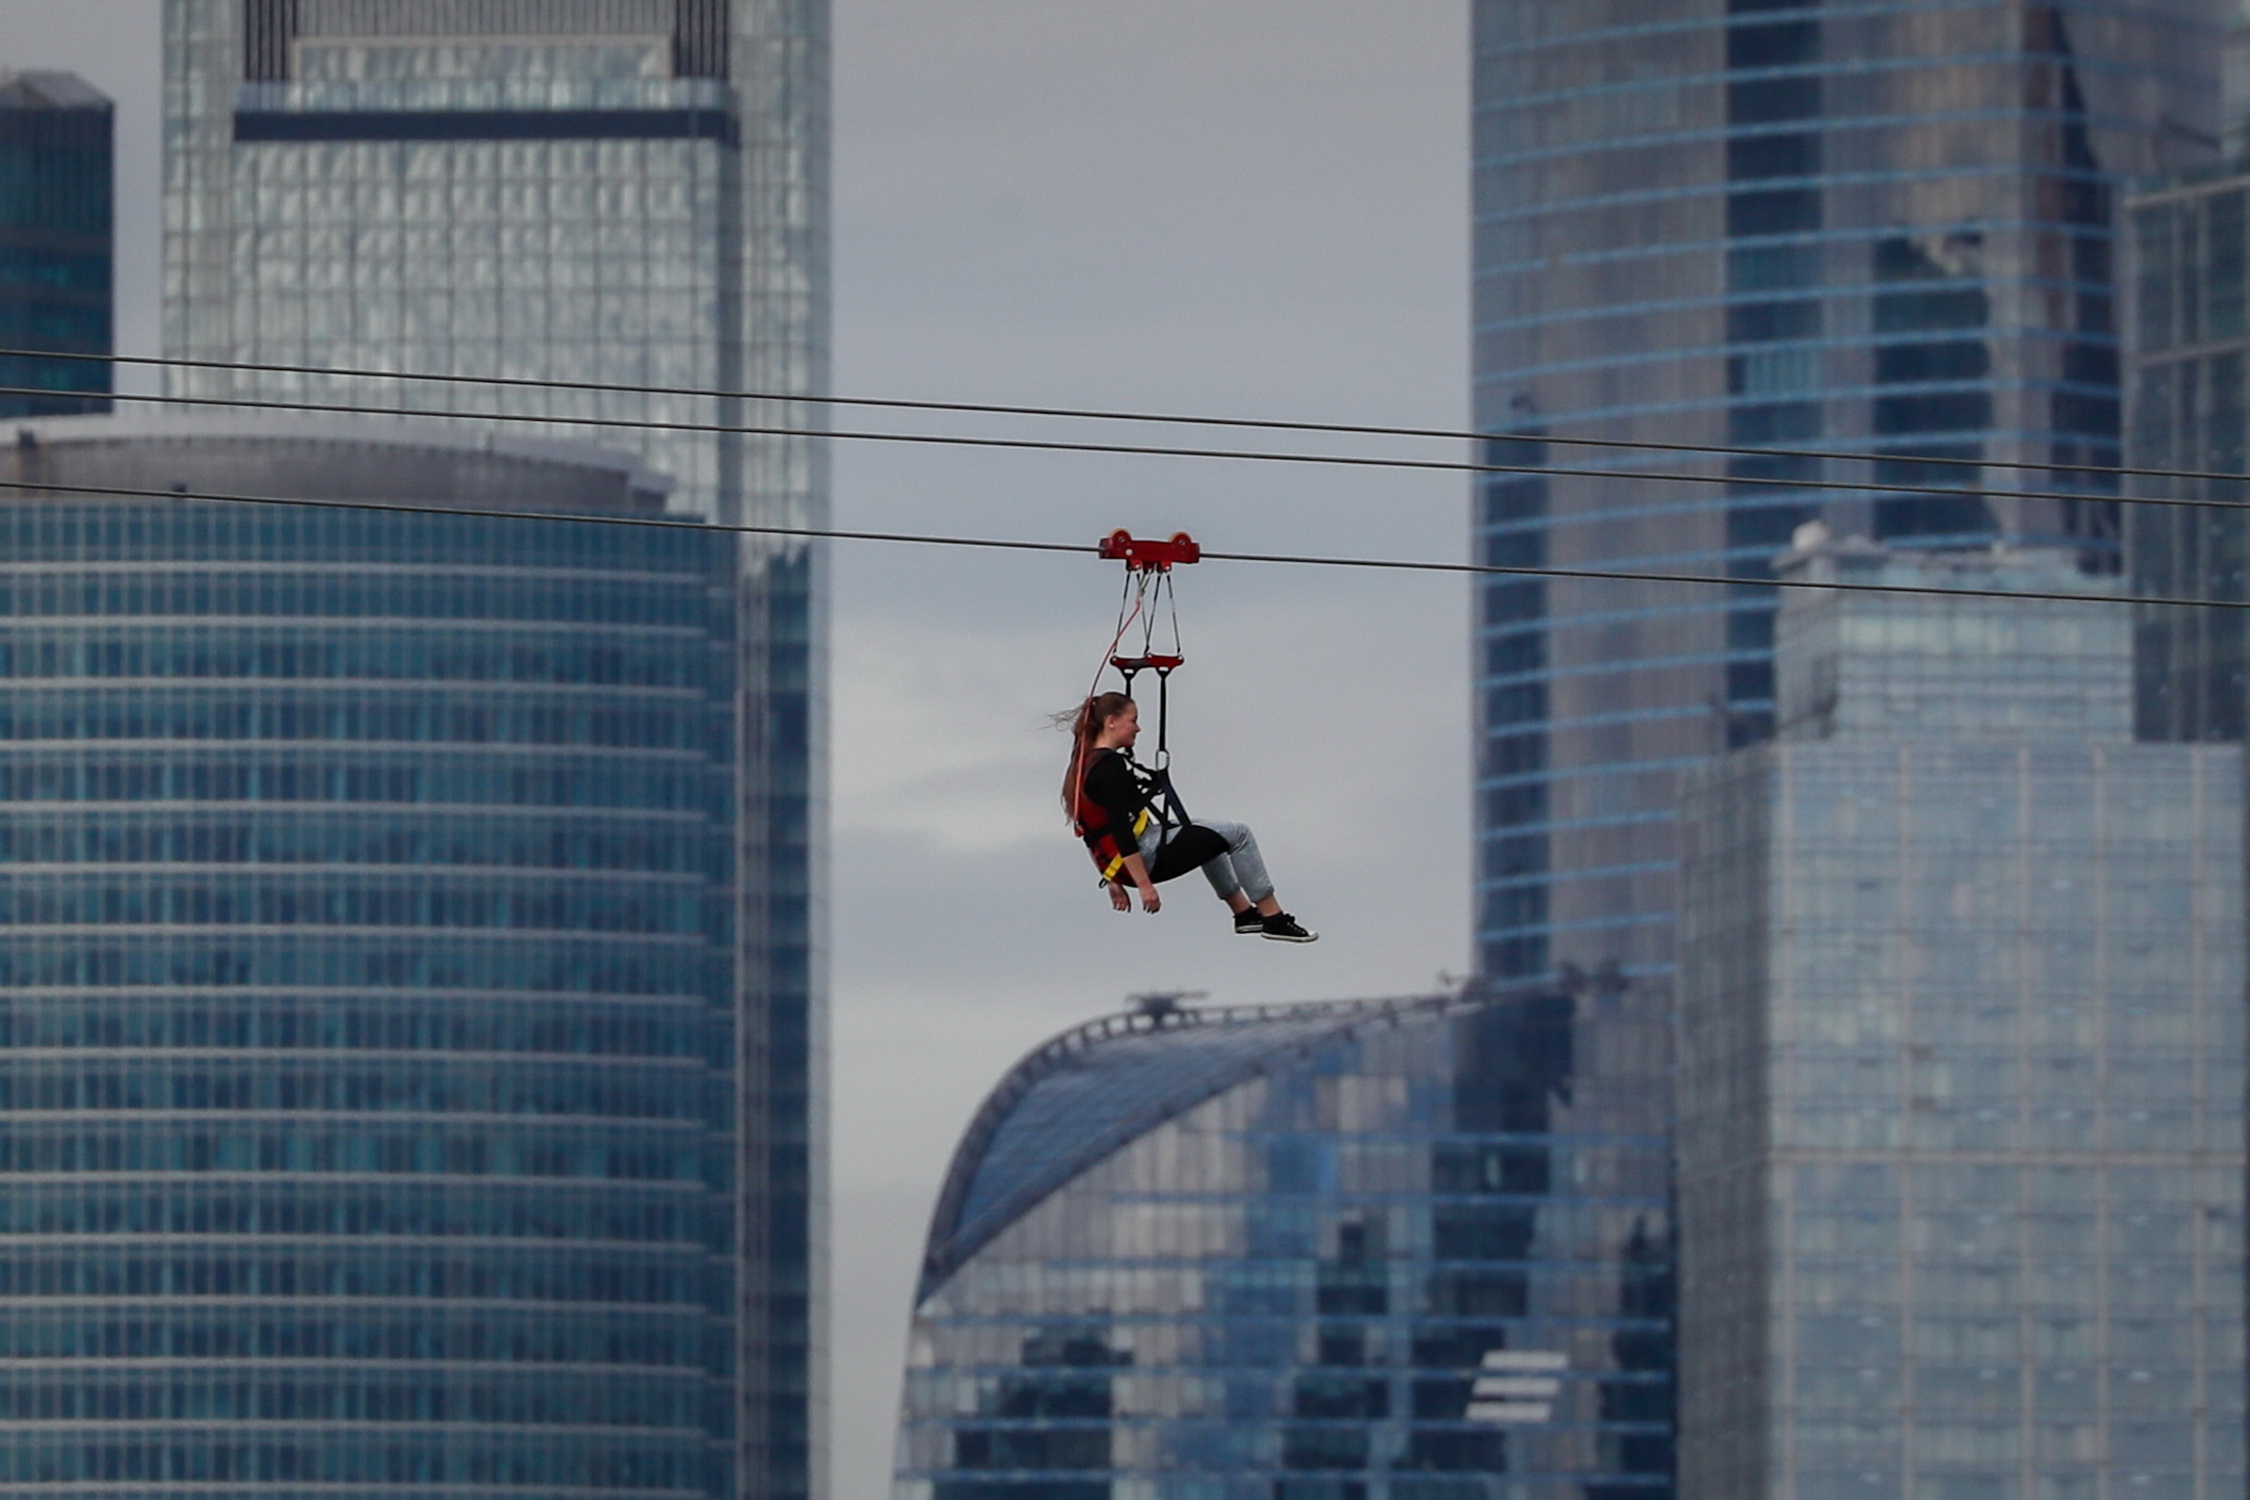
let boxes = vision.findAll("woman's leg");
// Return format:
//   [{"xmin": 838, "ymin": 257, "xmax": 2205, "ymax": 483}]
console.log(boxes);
[{"xmin": 1193, "ymin": 821, "xmax": 1278, "ymax": 912}]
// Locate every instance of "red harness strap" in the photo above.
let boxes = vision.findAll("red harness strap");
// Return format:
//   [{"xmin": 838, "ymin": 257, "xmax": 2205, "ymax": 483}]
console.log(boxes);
[{"xmin": 1073, "ymin": 760, "xmax": 1155, "ymax": 883}]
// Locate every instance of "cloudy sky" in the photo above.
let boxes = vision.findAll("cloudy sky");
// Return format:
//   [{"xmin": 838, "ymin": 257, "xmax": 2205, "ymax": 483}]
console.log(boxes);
[{"xmin": 0, "ymin": 4, "xmax": 1468, "ymax": 1493}]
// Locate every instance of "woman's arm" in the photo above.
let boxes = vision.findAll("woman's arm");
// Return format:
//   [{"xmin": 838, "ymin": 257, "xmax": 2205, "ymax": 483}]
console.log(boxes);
[{"xmin": 1115, "ymin": 852, "xmax": 1160, "ymax": 913}]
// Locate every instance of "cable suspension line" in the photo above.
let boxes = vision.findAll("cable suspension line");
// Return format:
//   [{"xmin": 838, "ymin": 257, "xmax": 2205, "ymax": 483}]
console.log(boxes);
[
  {"xmin": 6, "ymin": 343, "xmax": 2246, "ymax": 492},
  {"xmin": 5, "ymin": 380, "xmax": 2249, "ymax": 526},
  {"xmin": 0, "ymin": 471, "xmax": 2239, "ymax": 614}
]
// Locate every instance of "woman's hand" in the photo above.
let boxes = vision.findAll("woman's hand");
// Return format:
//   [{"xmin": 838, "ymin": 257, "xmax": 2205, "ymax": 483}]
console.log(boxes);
[
  {"xmin": 1108, "ymin": 881, "xmax": 1131, "ymax": 912},
  {"xmin": 1137, "ymin": 883, "xmax": 1161, "ymax": 914}
]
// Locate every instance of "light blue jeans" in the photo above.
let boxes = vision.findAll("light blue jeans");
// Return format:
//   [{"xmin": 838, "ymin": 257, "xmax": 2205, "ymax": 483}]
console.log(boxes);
[{"xmin": 1138, "ymin": 819, "xmax": 1275, "ymax": 905}]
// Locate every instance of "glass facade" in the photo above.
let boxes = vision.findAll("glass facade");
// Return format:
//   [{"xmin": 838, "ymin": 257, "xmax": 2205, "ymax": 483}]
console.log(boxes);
[
  {"xmin": 0, "ymin": 72, "xmax": 112, "ymax": 418},
  {"xmin": 162, "ymin": 5, "xmax": 830, "ymax": 1494},
  {"xmin": 893, "ymin": 994, "xmax": 1672, "ymax": 1500},
  {"xmin": 1474, "ymin": 17, "xmax": 2214, "ymax": 1485},
  {"xmin": 1472, "ymin": 0, "xmax": 2215, "ymax": 980},
  {"xmin": 1677, "ymin": 537, "xmax": 2246, "ymax": 1497},
  {"xmin": 0, "ymin": 419, "xmax": 747, "ymax": 1497},
  {"xmin": 2128, "ymin": 166, "xmax": 2250, "ymax": 741}
]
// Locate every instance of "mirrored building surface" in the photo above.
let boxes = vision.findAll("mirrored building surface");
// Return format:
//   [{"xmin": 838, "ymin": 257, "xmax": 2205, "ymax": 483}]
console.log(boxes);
[
  {"xmin": 2128, "ymin": 163, "xmax": 2250, "ymax": 741},
  {"xmin": 1473, "ymin": 1, "xmax": 2215, "ymax": 987},
  {"xmin": 1473, "ymin": 16, "xmax": 2217, "ymax": 1484},
  {"xmin": 161, "ymin": 6, "xmax": 830, "ymax": 1492},
  {"xmin": 0, "ymin": 417, "xmax": 746, "ymax": 1496},
  {"xmin": 1678, "ymin": 535, "xmax": 2246, "ymax": 1497},
  {"xmin": 893, "ymin": 994, "xmax": 1672, "ymax": 1500},
  {"xmin": 0, "ymin": 70, "xmax": 112, "ymax": 417}
]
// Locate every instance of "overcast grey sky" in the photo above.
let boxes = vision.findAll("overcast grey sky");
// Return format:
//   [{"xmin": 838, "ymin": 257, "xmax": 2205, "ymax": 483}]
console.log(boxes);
[{"xmin": 0, "ymin": 4, "xmax": 1469, "ymax": 1493}]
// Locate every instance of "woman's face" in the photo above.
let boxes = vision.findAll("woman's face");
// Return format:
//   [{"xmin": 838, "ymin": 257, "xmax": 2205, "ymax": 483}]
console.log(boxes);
[{"xmin": 1102, "ymin": 702, "xmax": 1140, "ymax": 749}]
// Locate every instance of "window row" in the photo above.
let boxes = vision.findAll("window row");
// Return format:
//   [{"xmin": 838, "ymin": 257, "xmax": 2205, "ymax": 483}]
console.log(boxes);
[
  {"xmin": 0, "ymin": 688, "xmax": 726, "ymax": 752},
  {"xmin": 0, "ymin": 1431, "xmax": 723, "ymax": 1488},
  {"xmin": 0, "ymin": 936, "xmax": 730, "ymax": 996},
  {"xmin": 0, "ymin": 567, "xmax": 727, "ymax": 626},
  {"xmin": 0, "ymin": 751, "xmax": 730, "ymax": 812},
  {"xmin": 0, "ymin": 1181, "xmax": 725, "ymax": 1242},
  {"xmin": 0, "ymin": 996, "xmax": 723, "ymax": 1058},
  {"xmin": 0, "ymin": 1058, "xmax": 723, "ymax": 1120},
  {"xmin": 0, "ymin": 1370, "xmax": 724, "ymax": 1428},
  {"xmin": 0, "ymin": 1122, "xmax": 717, "ymax": 1182},
  {"xmin": 0, "ymin": 626, "xmax": 730, "ymax": 689},
  {"xmin": 0, "ymin": 1305, "xmax": 718, "ymax": 1366},
  {"xmin": 0, "ymin": 811, "xmax": 728, "ymax": 873},
  {"xmin": 0, "ymin": 503, "xmax": 729, "ymax": 572},
  {"xmin": 0, "ymin": 873, "xmax": 724, "ymax": 938},
  {"xmin": 0, "ymin": 1246, "xmax": 722, "ymax": 1305}
]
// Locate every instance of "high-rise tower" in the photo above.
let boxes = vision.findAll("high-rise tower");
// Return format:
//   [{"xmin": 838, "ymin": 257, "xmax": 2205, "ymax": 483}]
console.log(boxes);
[
  {"xmin": 1678, "ymin": 534, "xmax": 2244, "ymax": 1496},
  {"xmin": 160, "ymin": 4, "xmax": 828, "ymax": 1494},
  {"xmin": 0, "ymin": 416, "xmax": 751, "ymax": 1497},
  {"xmin": 2128, "ymin": 163, "xmax": 2250, "ymax": 741},
  {"xmin": 1472, "ymin": 7, "xmax": 2217, "ymax": 1487},
  {"xmin": 1472, "ymin": 0, "xmax": 2214, "ymax": 984},
  {"xmin": 0, "ymin": 70, "xmax": 112, "ymax": 418}
]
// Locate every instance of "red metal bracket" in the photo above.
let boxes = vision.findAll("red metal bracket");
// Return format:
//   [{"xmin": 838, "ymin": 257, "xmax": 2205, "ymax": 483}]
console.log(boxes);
[
  {"xmin": 1111, "ymin": 654, "xmax": 1184, "ymax": 673},
  {"xmin": 1099, "ymin": 529, "xmax": 1200, "ymax": 572}
]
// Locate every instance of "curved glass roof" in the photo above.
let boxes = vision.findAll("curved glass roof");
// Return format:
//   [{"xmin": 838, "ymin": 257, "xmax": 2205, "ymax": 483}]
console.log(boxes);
[{"xmin": 919, "ymin": 995, "xmax": 1464, "ymax": 1297}]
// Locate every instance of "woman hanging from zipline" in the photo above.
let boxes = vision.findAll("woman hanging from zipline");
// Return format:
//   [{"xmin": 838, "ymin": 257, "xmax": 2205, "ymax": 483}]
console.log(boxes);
[{"xmin": 1062, "ymin": 689, "xmax": 1317, "ymax": 942}]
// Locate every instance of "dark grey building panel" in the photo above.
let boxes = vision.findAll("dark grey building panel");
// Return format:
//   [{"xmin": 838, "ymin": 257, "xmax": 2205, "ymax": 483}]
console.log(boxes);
[
  {"xmin": 2128, "ymin": 170, "xmax": 2250, "ymax": 742},
  {"xmin": 0, "ymin": 71, "xmax": 112, "ymax": 420}
]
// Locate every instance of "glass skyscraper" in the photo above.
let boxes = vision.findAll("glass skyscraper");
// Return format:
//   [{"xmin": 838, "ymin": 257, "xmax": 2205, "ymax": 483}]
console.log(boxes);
[
  {"xmin": 2128, "ymin": 163, "xmax": 2250, "ymax": 741},
  {"xmin": 1472, "ymin": 14, "xmax": 2216, "ymax": 1486},
  {"xmin": 0, "ymin": 71, "xmax": 112, "ymax": 418},
  {"xmin": 0, "ymin": 416, "xmax": 748, "ymax": 1494},
  {"xmin": 161, "ymin": 5, "xmax": 829, "ymax": 1493},
  {"xmin": 1677, "ymin": 533, "xmax": 2245, "ymax": 1497},
  {"xmin": 1472, "ymin": 0, "xmax": 2215, "ymax": 981},
  {"xmin": 892, "ymin": 993, "xmax": 1671, "ymax": 1500}
]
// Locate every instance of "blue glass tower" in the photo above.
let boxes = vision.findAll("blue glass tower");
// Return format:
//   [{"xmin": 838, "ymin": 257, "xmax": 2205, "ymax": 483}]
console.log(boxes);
[
  {"xmin": 1472, "ymin": 0, "xmax": 2214, "ymax": 985},
  {"xmin": 0, "ymin": 417, "xmax": 744, "ymax": 1495},
  {"xmin": 0, "ymin": 72, "xmax": 112, "ymax": 417},
  {"xmin": 163, "ymin": 6, "xmax": 830, "ymax": 1491},
  {"xmin": 1678, "ymin": 536, "xmax": 2245, "ymax": 1496},
  {"xmin": 893, "ymin": 993, "xmax": 1671, "ymax": 1500},
  {"xmin": 1472, "ymin": 9, "xmax": 2217, "ymax": 1489},
  {"xmin": 2128, "ymin": 161, "xmax": 2250, "ymax": 741}
]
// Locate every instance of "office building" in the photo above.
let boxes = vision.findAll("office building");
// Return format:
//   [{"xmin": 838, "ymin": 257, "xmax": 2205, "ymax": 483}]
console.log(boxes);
[
  {"xmin": 2127, "ymin": 164, "xmax": 2250, "ymax": 740},
  {"xmin": 892, "ymin": 993, "xmax": 1671, "ymax": 1500},
  {"xmin": 1473, "ymin": 16, "xmax": 2216, "ymax": 1483},
  {"xmin": 162, "ymin": 6, "xmax": 830, "ymax": 1492},
  {"xmin": 1677, "ymin": 532, "xmax": 2245, "ymax": 1497},
  {"xmin": 1474, "ymin": 1, "xmax": 2214, "ymax": 984},
  {"xmin": 0, "ymin": 415, "xmax": 748, "ymax": 1495},
  {"xmin": 0, "ymin": 71, "xmax": 112, "ymax": 417}
]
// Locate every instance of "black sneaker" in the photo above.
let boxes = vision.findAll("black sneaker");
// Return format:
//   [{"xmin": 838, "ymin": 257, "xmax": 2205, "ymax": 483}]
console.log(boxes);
[
  {"xmin": 1233, "ymin": 909, "xmax": 1264, "ymax": 935},
  {"xmin": 1261, "ymin": 912, "xmax": 1319, "ymax": 943}
]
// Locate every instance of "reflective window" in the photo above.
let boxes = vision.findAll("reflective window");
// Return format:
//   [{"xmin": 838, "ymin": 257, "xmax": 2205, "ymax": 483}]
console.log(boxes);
[
  {"xmin": 0, "ymin": 471, "xmax": 744, "ymax": 1495},
  {"xmin": 898, "ymin": 997, "xmax": 1671, "ymax": 1498}
]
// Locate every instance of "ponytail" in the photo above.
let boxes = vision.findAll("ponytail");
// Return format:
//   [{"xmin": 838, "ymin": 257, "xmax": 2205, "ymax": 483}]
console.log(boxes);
[{"xmin": 1057, "ymin": 691, "xmax": 1135, "ymax": 819}]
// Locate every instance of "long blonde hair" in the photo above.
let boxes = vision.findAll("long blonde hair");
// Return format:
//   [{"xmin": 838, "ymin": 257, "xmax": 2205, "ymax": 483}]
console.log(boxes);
[{"xmin": 1057, "ymin": 691, "xmax": 1135, "ymax": 818}]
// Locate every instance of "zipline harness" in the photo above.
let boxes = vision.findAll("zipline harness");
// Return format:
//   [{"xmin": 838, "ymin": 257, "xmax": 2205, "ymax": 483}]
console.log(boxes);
[{"xmin": 1074, "ymin": 530, "xmax": 1201, "ymax": 879}]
